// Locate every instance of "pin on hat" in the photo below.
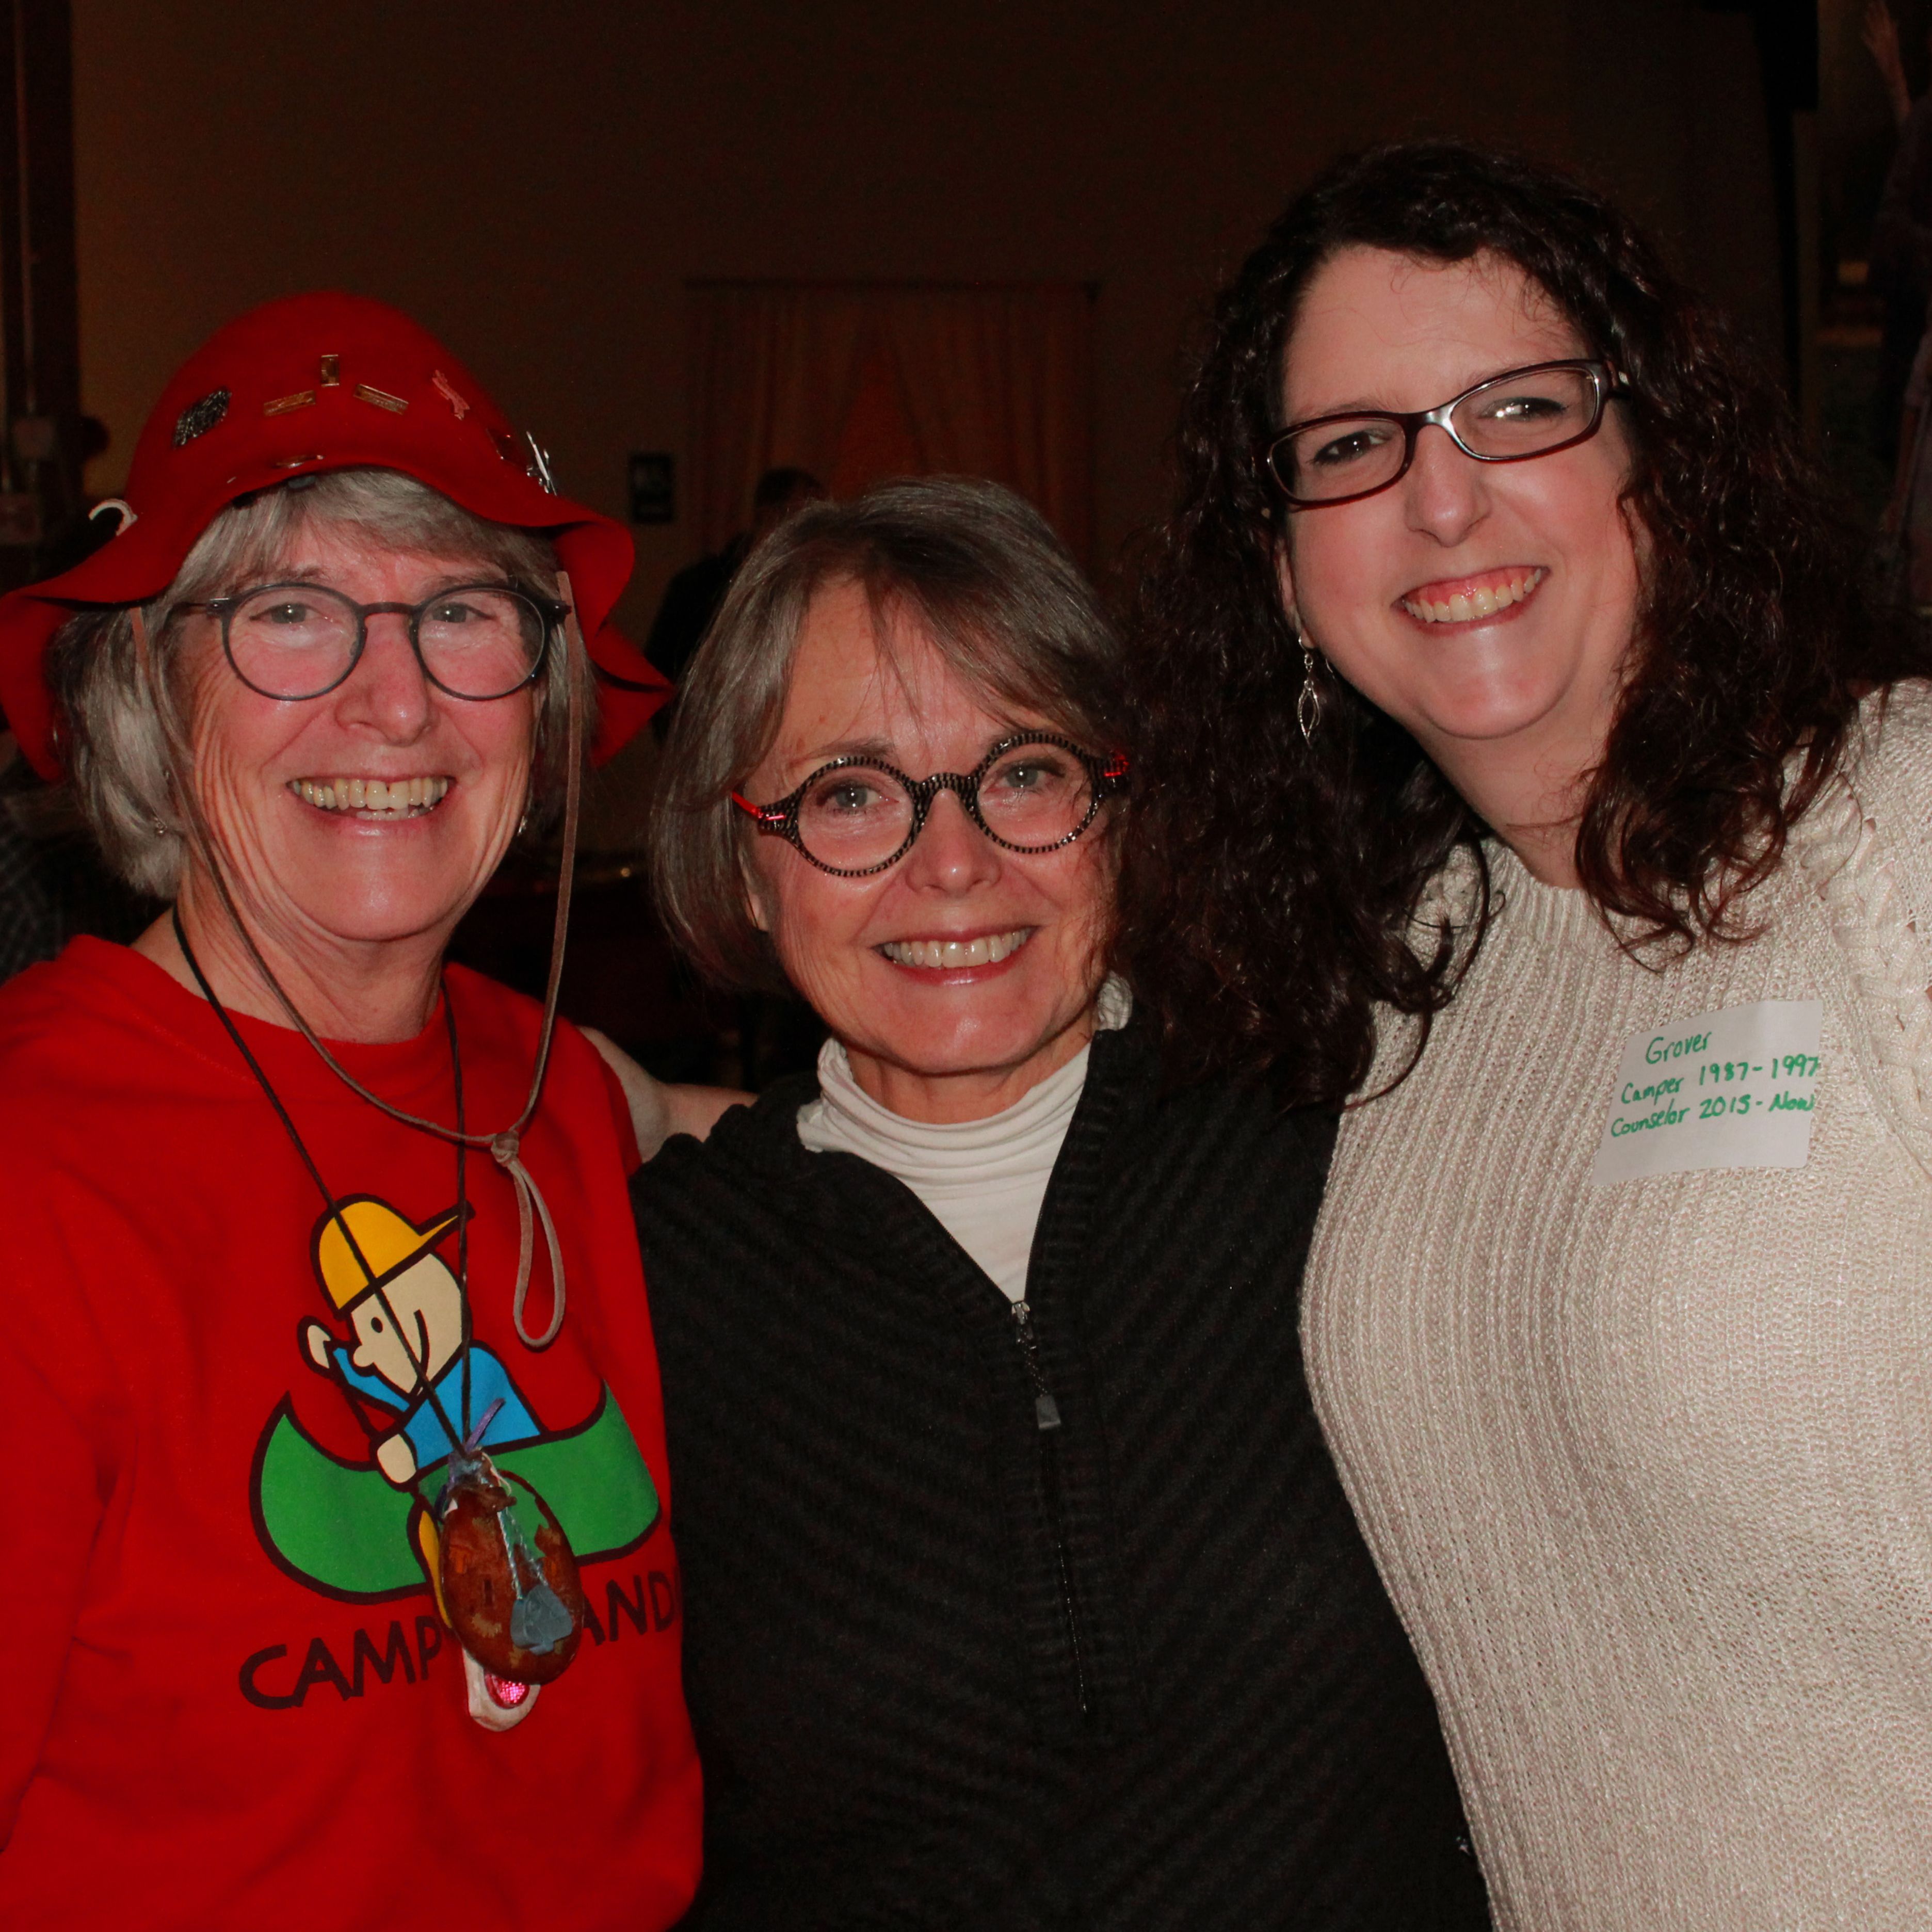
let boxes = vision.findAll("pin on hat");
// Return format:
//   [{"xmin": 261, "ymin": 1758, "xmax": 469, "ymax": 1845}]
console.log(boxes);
[{"xmin": 0, "ymin": 292, "xmax": 669, "ymax": 778}]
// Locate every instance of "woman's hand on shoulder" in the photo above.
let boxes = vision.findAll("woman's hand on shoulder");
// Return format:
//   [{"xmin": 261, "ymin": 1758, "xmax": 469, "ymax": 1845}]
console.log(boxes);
[{"xmin": 580, "ymin": 1026, "xmax": 749, "ymax": 1161}]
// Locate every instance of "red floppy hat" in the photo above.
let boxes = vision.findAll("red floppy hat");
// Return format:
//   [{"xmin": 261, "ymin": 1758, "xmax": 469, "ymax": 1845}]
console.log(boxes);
[{"xmin": 0, "ymin": 291, "xmax": 668, "ymax": 778}]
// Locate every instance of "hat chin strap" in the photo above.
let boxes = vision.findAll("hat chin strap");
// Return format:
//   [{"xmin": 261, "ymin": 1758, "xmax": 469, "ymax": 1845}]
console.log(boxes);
[{"xmin": 132, "ymin": 574, "xmax": 587, "ymax": 1351}]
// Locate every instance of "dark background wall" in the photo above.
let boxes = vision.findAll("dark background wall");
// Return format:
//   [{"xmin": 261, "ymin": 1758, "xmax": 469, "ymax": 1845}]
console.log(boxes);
[{"xmin": 74, "ymin": 0, "xmax": 1780, "ymax": 640}]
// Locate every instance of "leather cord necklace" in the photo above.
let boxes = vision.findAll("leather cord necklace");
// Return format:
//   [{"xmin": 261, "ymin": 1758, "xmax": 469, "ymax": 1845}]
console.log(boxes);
[
  {"xmin": 173, "ymin": 902, "xmax": 483, "ymax": 1452},
  {"xmin": 178, "ymin": 898, "xmax": 588, "ymax": 1695}
]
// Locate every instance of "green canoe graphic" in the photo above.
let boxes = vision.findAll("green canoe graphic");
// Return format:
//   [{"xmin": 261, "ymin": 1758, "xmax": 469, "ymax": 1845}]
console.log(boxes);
[{"xmin": 250, "ymin": 1383, "xmax": 661, "ymax": 1602}]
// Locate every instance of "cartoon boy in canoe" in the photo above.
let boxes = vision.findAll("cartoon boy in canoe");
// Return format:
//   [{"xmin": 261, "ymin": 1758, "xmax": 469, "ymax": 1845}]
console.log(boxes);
[{"xmin": 298, "ymin": 1195, "xmax": 541, "ymax": 1487}]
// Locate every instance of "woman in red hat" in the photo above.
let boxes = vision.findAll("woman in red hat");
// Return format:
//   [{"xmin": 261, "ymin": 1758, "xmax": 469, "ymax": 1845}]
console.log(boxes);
[{"xmin": 0, "ymin": 295, "xmax": 700, "ymax": 1930}]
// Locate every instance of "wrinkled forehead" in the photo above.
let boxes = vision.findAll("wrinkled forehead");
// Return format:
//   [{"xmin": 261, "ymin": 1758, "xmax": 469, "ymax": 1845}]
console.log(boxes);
[{"xmin": 1277, "ymin": 245, "xmax": 1583, "ymax": 423}]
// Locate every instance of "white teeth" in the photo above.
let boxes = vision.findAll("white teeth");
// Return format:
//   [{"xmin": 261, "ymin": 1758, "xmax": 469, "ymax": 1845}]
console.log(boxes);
[
  {"xmin": 289, "ymin": 776, "xmax": 450, "ymax": 818},
  {"xmin": 1401, "ymin": 567, "xmax": 1545, "ymax": 624},
  {"xmin": 879, "ymin": 928, "xmax": 1033, "ymax": 969}
]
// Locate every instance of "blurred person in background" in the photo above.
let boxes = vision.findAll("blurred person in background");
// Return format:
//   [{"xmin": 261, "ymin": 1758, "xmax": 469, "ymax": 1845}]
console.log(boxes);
[
  {"xmin": 0, "ymin": 717, "xmax": 156, "ymax": 984},
  {"xmin": 0, "ymin": 294, "xmax": 701, "ymax": 1930},
  {"xmin": 1881, "ymin": 318, "xmax": 1932, "ymax": 607},
  {"xmin": 1124, "ymin": 139, "xmax": 1932, "ymax": 1929},
  {"xmin": 1867, "ymin": 0, "xmax": 1922, "ymax": 128},
  {"xmin": 1865, "ymin": 1, "xmax": 1932, "ymax": 455},
  {"xmin": 0, "ymin": 723, "xmax": 60, "ymax": 978},
  {"xmin": 632, "ymin": 476, "xmax": 1489, "ymax": 1929},
  {"xmin": 644, "ymin": 463, "xmax": 825, "ymax": 691},
  {"xmin": 650, "ymin": 467, "xmax": 833, "ymax": 1085},
  {"xmin": 1872, "ymin": 2, "xmax": 1932, "ymax": 600}
]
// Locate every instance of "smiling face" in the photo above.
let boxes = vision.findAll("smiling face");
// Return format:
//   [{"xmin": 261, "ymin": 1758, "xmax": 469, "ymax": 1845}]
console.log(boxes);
[
  {"xmin": 178, "ymin": 520, "xmax": 537, "ymax": 961},
  {"xmin": 1275, "ymin": 246, "xmax": 1641, "ymax": 842},
  {"xmin": 740, "ymin": 577, "xmax": 1116, "ymax": 1123}
]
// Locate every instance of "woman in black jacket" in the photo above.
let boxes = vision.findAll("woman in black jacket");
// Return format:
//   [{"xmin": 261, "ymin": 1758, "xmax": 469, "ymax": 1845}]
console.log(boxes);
[{"xmin": 632, "ymin": 476, "xmax": 1487, "ymax": 1929}]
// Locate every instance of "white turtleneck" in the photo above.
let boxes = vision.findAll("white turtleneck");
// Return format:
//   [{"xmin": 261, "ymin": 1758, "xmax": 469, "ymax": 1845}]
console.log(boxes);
[{"xmin": 796, "ymin": 978, "xmax": 1132, "ymax": 1300}]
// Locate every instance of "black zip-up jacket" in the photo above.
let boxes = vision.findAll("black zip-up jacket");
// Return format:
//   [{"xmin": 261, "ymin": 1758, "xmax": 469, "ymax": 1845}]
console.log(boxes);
[{"xmin": 633, "ymin": 1021, "xmax": 1488, "ymax": 1930}]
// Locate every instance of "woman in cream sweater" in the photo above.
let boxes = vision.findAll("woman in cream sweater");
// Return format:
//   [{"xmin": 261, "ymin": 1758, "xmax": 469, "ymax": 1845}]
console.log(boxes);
[{"xmin": 1124, "ymin": 140, "xmax": 1932, "ymax": 1929}]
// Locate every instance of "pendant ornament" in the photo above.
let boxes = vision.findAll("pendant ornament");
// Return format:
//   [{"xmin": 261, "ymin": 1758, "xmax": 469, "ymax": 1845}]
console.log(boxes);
[
  {"xmin": 438, "ymin": 1409, "xmax": 586, "ymax": 1685},
  {"xmin": 1297, "ymin": 643, "xmax": 1323, "ymax": 745}
]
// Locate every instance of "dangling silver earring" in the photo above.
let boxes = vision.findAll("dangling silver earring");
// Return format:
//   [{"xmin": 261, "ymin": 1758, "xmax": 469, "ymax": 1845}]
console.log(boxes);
[{"xmin": 1297, "ymin": 643, "xmax": 1323, "ymax": 745}]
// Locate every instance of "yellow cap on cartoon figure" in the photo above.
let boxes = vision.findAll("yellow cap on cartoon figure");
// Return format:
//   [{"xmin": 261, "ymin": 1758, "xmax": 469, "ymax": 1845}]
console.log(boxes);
[{"xmin": 314, "ymin": 1198, "xmax": 460, "ymax": 1311}]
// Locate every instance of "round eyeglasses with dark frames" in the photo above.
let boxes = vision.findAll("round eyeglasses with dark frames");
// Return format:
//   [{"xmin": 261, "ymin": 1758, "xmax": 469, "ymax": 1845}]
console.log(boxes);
[
  {"xmin": 1260, "ymin": 358, "xmax": 1629, "ymax": 509},
  {"xmin": 176, "ymin": 580, "xmax": 567, "ymax": 702},
  {"xmin": 732, "ymin": 734, "xmax": 1130, "ymax": 878}
]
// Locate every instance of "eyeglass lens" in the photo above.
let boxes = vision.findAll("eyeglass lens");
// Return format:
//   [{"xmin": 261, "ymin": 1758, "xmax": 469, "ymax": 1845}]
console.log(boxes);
[
  {"xmin": 1272, "ymin": 364, "xmax": 1602, "ymax": 503},
  {"xmin": 794, "ymin": 741, "xmax": 1098, "ymax": 871},
  {"xmin": 224, "ymin": 584, "xmax": 547, "ymax": 700}
]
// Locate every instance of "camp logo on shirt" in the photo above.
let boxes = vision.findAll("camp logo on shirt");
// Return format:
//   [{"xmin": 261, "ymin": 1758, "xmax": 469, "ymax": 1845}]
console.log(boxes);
[{"xmin": 248, "ymin": 1192, "xmax": 660, "ymax": 1607}]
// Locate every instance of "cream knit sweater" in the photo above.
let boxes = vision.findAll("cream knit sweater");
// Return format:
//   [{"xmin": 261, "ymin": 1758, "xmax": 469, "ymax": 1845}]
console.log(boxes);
[{"xmin": 1305, "ymin": 684, "xmax": 1932, "ymax": 1931}]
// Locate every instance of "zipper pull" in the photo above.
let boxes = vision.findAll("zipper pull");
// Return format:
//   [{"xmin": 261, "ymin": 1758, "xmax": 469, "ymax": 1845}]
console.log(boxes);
[{"xmin": 1011, "ymin": 1299, "xmax": 1063, "ymax": 1431}]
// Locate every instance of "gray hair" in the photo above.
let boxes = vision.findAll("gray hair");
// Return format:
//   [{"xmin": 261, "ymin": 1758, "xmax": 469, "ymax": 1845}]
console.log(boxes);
[
  {"xmin": 46, "ymin": 468, "xmax": 592, "ymax": 897},
  {"xmin": 651, "ymin": 475, "xmax": 1124, "ymax": 992}
]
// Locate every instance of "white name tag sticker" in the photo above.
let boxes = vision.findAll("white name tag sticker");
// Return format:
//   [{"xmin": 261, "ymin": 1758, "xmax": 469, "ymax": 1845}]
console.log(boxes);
[{"xmin": 1590, "ymin": 999, "xmax": 1823, "ymax": 1187}]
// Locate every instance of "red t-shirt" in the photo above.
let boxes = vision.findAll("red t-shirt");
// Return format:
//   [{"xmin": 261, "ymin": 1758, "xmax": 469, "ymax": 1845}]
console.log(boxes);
[{"xmin": 0, "ymin": 940, "xmax": 701, "ymax": 1930}]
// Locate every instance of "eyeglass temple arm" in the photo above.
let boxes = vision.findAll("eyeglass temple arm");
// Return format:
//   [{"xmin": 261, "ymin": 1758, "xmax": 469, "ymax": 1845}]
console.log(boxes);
[{"xmin": 730, "ymin": 792, "xmax": 788, "ymax": 831}]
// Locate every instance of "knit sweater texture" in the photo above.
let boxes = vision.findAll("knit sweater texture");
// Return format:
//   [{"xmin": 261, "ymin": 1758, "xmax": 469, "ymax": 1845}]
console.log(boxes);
[
  {"xmin": 634, "ymin": 1021, "xmax": 1489, "ymax": 1930},
  {"xmin": 1305, "ymin": 685, "xmax": 1932, "ymax": 1931}
]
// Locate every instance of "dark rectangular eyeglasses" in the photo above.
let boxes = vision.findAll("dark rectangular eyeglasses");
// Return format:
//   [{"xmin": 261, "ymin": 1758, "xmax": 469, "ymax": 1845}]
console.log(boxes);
[{"xmin": 1261, "ymin": 358, "xmax": 1628, "ymax": 509}]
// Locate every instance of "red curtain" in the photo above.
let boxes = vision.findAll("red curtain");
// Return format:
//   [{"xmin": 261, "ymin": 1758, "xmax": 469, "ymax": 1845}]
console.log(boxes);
[{"xmin": 686, "ymin": 282, "xmax": 1096, "ymax": 564}]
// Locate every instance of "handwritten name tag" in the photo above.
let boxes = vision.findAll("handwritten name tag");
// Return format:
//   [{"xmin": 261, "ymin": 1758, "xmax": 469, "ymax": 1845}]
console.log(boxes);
[{"xmin": 1590, "ymin": 999, "xmax": 1823, "ymax": 1187}]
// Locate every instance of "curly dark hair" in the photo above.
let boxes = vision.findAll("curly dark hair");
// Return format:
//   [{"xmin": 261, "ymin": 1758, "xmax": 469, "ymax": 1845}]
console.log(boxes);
[{"xmin": 1120, "ymin": 138, "xmax": 1930, "ymax": 1105}]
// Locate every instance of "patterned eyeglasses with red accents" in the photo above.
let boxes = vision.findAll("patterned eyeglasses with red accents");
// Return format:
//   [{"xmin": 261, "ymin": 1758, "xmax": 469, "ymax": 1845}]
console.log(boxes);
[{"xmin": 731, "ymin": 734, "xmax": 1129, "ymax": 878}]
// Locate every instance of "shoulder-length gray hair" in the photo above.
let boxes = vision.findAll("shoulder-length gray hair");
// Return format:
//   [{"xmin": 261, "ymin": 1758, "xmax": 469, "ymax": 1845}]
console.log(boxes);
[
  {"xmin": 46, "ymin": 468, "xmax": 592, "ymax": 898},
  {"xmin": 651, "ymin": 474, "xmax": 1124, "ymax": 993}
]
